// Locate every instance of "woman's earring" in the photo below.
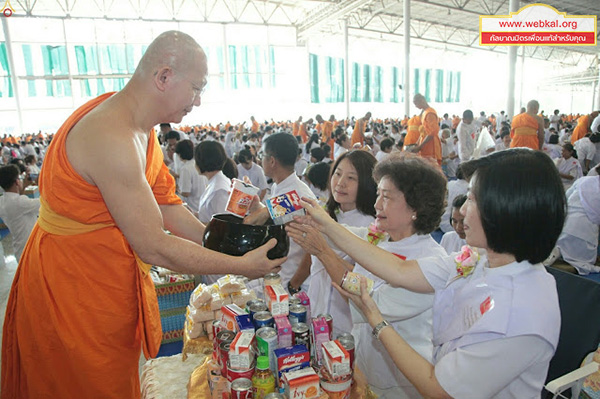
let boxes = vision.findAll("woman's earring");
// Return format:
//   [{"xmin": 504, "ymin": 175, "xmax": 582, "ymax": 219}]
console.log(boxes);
[{"xmin": 411, "ymin": 214, "xmax": 417, "ymax": 220}]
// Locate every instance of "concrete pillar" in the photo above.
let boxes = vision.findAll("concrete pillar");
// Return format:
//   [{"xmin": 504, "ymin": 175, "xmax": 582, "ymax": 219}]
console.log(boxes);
[
  {"xmin": 506, "ymin": 0, "xmax": 519, "ymax": 118},
  {"xmin": 403, "ymin": 0, "xmax": 410, "ymax": 117},
  {"xmin": 2, "ymin": 18, "xmax": 23, "ymax": 134}
]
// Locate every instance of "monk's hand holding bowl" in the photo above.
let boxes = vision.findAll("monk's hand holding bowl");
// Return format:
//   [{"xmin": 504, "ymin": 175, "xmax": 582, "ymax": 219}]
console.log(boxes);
[{"xmin": 241, "ymin": 238, "xmax": 286, "ymax": 280}]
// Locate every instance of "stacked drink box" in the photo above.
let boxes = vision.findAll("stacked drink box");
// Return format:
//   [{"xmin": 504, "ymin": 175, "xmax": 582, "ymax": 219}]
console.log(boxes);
[{"xmin": 202, "ymin": 273, "xmax": 355, "ymax": 399}]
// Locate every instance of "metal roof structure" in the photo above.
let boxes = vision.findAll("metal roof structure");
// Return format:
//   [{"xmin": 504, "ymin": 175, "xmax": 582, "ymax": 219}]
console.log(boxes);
[{"xmin": 8, "ymin": 0, "xmax": 599, "ymax": 68}]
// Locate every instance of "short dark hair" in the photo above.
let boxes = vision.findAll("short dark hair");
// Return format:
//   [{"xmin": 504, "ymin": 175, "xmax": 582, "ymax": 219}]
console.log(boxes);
[
  {"xmin": 463, "ymin": 110, "xmax": 474, "ymax": 119},
  {"xmin": 326, "ymin": 150, "xmax": 377, "ymax": 220},
  {"xmin": 373, "ymin": 154, "xmax": 446, "ymax": 234},
  {"xmin": 462, "ymin": 149, "xmax": 566, "ymax": 264},
  {"xmin": 263, "ymin": 133, "xmax": 298, "ymax": 169},
  {"xmin": 380, "ymin": 138, "xmax": 394, "ymax": 152},
  {"xmin": 310, "ymin": 147, "xmax": 325, "ymax": 162},
  {"xmin": 175, "ymin": 140, "xmax": 194, "ymax": 160},
  {"xmin": 450, "ymin": 194, "xmax": 467, "ymax": 225},
  {"xmin": 165, "ymin": 130, "xmax": 180, "ymax": 141},
  {"xmin": 195, "ymin": 141, "xmax": 227, "ymax": 173},
  {"xmin": 548, "ymin": 134, "xmax": 559, "ymax": 144},
  {"xmin": 307, "ymin": 162, "xmax": 330, "ymax": 191},
  {"xmin": 500, "ymin": 129, "xmax": 511, "ymax": 139},
  {"xmin": 24, "ymin": 155, "xmax": 36, "ymax": 165},
  {"xmin": 238, "ymin": 149, "xmax": 253, "ymax": 164},
  {"xmin": 0, "ymin": 165, "xmax": 19, "ymax": 190}
]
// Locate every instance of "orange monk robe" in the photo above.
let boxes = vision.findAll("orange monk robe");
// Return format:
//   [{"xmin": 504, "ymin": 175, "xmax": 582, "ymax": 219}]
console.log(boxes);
[
  {"xmin": 316, "ymin": 123, "xmax": 322, "ymax": 134},
  {"xmin": 251, "ymin": 120, "xmax": 259, "ymax": 134},
  {"xmin": 401, "ymin": 116, "xmax": 409, "ymax": 127},
  {"xmin": 293, "ymin": 121, "xmax": 300, "ymax": 137},
  {"xmin": 1, "ymin": 93, "xmax": 182, "ymax": 399},
  {"xmin": 452, "ymin": 116, "xmax": 461, "ymax": 130},
  {"xmin": 571, "ymin": 114, "xmax": 590, "ymax": 144},
  {"xmin": 320, "ymin": 121, "xmax": 334, "ymax": 158},
  {"xmin": 299, "ymin": 123, "xmax": 309, "ymax": 143},
  {"xmin": 417, "ymin": 108, "xmax": 442, "ymax": 165},
  {"xmin": 404, "ymin": 116, "xmax": 421, "ymax": 146},
  {"xmin": 351, "ymin": 119, "xmax": 366, "ymax": 147},
  {"xmin": 510, "ymin": 113, "xmax": 540, "ymax": 150}
]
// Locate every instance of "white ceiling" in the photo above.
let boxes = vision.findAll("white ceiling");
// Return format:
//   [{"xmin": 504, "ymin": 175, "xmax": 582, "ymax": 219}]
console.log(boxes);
[{"xmin": 8, "ymin": 0, "xmax": 600, "ymax": 67}]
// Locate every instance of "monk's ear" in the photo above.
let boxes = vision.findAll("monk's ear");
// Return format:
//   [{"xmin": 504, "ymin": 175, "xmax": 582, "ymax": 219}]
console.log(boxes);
[{"xmin": 154, "ymin": 66, "xmax": 174, "ymax": 92}]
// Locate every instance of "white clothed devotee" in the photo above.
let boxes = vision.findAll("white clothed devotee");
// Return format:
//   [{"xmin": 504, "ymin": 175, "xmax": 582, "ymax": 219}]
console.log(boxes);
[
  {"xmin": 333, "ymin": 145, "xmax": 348, "ymax": 161},
  {"xmin": 351, "ymin": 232, "xmax": 446, "ymax": 399},
  {"xmin": 556, "ymin": 176, "xmax": 600, "ymax": 274},
  {"xmin": 198, "ymin": 171, "xmax": 232, "ymax": 285},
  {"xmin": 419, "ymin": 254, "xmax": 559, "ymax": 399},
  {"xmin": 178, "ymin": 159, "xmax": 208, "ymax": 215},
  {"xmin": 0, "ymin": 192, "xmax": 40, "ymax": 260},
  {"xmin": 224, "ymin": 131, "xmax": 236, "ymax": 158},
  {"xmin": 197, "ymin": 170, "xmax": 231, "ymax": 225},
  {"xmin": 555, "ymin": 156, "xmax": 582, "ymax": 190},
  {"xmin": 456, "ymin": 121, "xmax": 476, "ymax": 162},
  {"xmin": 236, "ymin": 162, "xmax": 269, "ymax": 192},
  {"xmin": 574, "ymin": 137, "xmax": 597, "ymax": 172},
  {"xmin": 375, "ymin": 151, "xmax": 390, "ymax": 163},
  {"xmin": 591, "ymin": 114, "xmax": 600, "ymax": 135},
  {"xmin": 294, "ymin": 158, "xmax": 308, "ymax": 179},
  {"xmin": 550, "ymin": 114, "xmax": 561, "ymax": 131},
  {"xmin": 543, "ymin": 143, "xmax": 562, "ymax": 160},
  {"xmin": 439, "ymin": 179, "xmax": 469, "ymax": 233},
  {"xmin": 306, "ymin": 210, "xmax": 374, "ymax": 336},
  {"xmin": 440, "ymin": 231, "xmax": 466, "ymax": 255}
]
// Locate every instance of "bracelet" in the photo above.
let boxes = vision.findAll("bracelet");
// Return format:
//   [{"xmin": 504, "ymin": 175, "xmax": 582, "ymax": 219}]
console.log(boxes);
[
  {"xmin": 372, "ymin": 320, "xmax": 391, "ymax": 341},
  {"xmin": 287, "ymin": 281, "xmax": 301, "ymax": 295}
]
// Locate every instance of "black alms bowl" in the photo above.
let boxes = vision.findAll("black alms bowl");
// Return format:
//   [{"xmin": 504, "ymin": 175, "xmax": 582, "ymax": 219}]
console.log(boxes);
[{"xmin": 203, "ymin": 213, "xmax": 289, "ymax": 259}]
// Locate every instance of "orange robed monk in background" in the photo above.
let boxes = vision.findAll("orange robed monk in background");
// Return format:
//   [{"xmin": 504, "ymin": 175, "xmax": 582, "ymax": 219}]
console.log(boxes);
[
  {"xmin": 571, "ymin": 110, "xmax": 599, "ymax": 144},
  {"xmin": 1, "ymin": 31, "xmax": 285, "ymax": 399},
  {"xmin": 510, "ymin": 99, "xmax": 545, "ymax": 150},
  {"xmin": 412, "ymin": 93, "xmax": 442, "ymax": 165},
  {"xmin": 350, "ymin": 111, "xmax": 371, "ymax": 147}
]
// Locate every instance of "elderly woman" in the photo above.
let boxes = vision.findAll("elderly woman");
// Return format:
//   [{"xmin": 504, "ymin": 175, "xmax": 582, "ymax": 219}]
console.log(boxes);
[
  {"xmin": 290, "ymin": 149, "xmax": 565, "ymax": 398},
  {"xmin": 289, "ymin": 154, "xmax": 447, "ymax": 398},
  {"xmin": 555, "ymin": 143, "xmax": 581, "ymax": 190}
]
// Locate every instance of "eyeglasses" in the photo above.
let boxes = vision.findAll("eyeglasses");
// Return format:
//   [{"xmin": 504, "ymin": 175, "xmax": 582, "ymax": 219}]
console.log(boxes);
[{"xmin": 173, "ymin": 68, "xmax": 207, "ymax": 99}]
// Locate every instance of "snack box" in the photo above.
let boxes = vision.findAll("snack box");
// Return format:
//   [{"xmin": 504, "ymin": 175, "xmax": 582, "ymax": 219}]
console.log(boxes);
[
  {"xmin": 228, "ymin": 331, "xmax": 256, "ymax": 370},
  {"xmin": 283, "ymin": 367, "xmax": 321, "ymax": 399},
  {"xmin": 226, "ymin": 178, "xmax": 259, "ymax": 217},
  {"xmin": 221, "ymin": 304, "xmax": 248, "ymax": 332},
  {"xmin": 265, "ymin": 284, "xmax": 289, "ymax": 316},
  {"xmin": 235, "ymin": 314, "xmax": 255, "ymax": 333},
  {"xmin": 274, "ymin": 315, "xmax": 293, "ymax": 349},
  {"xmin": 265, "ymin": 190, "xmax": 306, "ymax": 225},
  {"xmin": 310, "ymin": 317, "xmax": 330, "ymax": 364},
  {"xmin": 295, "ymin": 291, "xmax": 311, "ymax": 321},
  {"xmin": 274, "ymin": 344, "xmax": 310, "ymax": 386},
  {"xmin": 322, "ymin": 340, "xmax": 351, "ymax": 378}
]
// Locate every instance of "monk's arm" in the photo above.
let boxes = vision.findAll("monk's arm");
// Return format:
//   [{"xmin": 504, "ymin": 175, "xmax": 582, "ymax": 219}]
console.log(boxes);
[
  {"xmin": 537, "ymin": 117, "xmax": 545, "ymax": 150},
  {"xmin": 159, "ymin": 204, "xmax": 205, "ymax": 245},
  {"xmin": 78, "ymin": 132, "xmax": 283, "ymax": 278}
]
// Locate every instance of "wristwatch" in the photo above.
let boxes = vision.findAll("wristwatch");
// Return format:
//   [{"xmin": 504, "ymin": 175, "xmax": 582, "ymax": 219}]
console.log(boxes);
[
  {"xmin": 372, "ymin": 320, "xmax": 391, "ymax": 341},
  {"xmin": 287, "ymin": 281, "xmax": 301, "ymax": 295}
]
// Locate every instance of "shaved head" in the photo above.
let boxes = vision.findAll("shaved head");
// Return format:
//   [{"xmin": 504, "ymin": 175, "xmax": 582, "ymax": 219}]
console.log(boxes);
[
  {"xmin": 413, "ymin": 93, "xmax": 427, "ymax": 109},
  {"xmin": 527, "ymin": 100, "xmax": 540, "ymax": 114},
  {"xmin": 136, "ymin": 31, "xmax": 207, "ymax": 82}
]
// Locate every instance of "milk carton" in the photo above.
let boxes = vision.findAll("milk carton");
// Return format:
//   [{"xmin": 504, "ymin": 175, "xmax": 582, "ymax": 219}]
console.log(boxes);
[
  {"xmin": 322, "ymin": 340, "xmax": 351, "ymax": 378},
  {"xmin": 282, "ymin": 367, "xmax": 321, "ymax": 399},
  {"xmin": 265, "ymin": 284, "xmax": 289, "ymax": 316},
  {"xmin": 228, "ymin": 331, "xmax": 256, "ymax": 370}
]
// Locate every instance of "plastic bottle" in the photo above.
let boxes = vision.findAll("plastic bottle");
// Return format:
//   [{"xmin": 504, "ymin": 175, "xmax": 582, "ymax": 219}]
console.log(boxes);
[{"xmin": 252, "ymin": 355, "xmax": 276, "ymax": 398}]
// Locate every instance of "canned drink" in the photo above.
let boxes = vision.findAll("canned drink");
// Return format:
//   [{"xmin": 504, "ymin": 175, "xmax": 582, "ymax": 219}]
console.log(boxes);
[
  {"xmin": 212, "ymin": 320, "xmax": 224, "ymax": 353},
  {"xmin": 288, "ymin": 304, "xmax": 307, "ymax": 325},
  {"xmin": 338, "ymin": 337, "xmax": 355, "ymax": 370},
  {"xmin": 264, "ymin": 394, "xmax": 285, "ymax": 399},
  {"xmin": 253, "ymin": 311, "xmax": 274, "ymax": 329},
  {"xmin": 246, "ymin": 299, "xmax": 265, "ymax": 312},
  {"xmin": 249, "ymin": 303, "xmax": 269, "ymax": 321},
  {"xmin": 217, "ymin": 330, "xmax": 237, "ymax": 346},
  {"xmin": 264, "ymin": 273, "xmax": 281, "ymax": 287},
  {"xmin": 336, "ymin": 332, "xmax": 354, "ymax": 344},
  {"xmin": 288, "ymin": 297, "xmax": 301, "ymax": 306},
  {"xmin": 317, "ymin": 314, "xmax": 333, "ymax": 340},
  {"xmin": 341, "ymin": 270, "xmax": 374, "ymax": 296},
  {"xmin": 256, "ymin": 326, "xmax": 278, "ymax": 374},
  {"xmin": 231, "ymin": 377, "xmax": 254, "ymax": 398},
  {"xmin": 292, "ymin": 322, "xmax": 310, "ymax": 351},
  {"xmin": 227, "ymin": 361, "xmax": 255, "ymax": 384},
  {"xmin": 219, "ymin": 342, "xmax": 231, "ymax": 377}
]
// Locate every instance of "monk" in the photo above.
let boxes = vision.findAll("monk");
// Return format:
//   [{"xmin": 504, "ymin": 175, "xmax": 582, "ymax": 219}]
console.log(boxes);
[
  {"xmin": 299, "ymin": 118, "xmax": 312, "ymax": 143},
  {"xmin": 316, "ymin": 114, "xmax": 334, "ymax": 158},
  {"xmin": 403, "ymin": 115, "xmax": 421, "ymax": 150},
  {"xmin": 1, "ymin": 31, "xmax": 284, "ymax": 399},
  {"xmin": 250, "ymin": 115, "xmax": 260, "ymax": 134},
  {"xmin": 412, "ymin": 93, "xmax": 442, "ymax": 165},
  {"xmin": 292, "ymin": 116, "xmax": 302, "ymax": 139},
  {"xmin": 510, "ymin": 100, "xmax": 544, "ymax": 150},
  {"xmin": 571, "ymin": 111, "xmax": 599, "ymax": 144},
  {"xmin": 350, "ymin": 112, "xmax": 371, "ymax": 147}
]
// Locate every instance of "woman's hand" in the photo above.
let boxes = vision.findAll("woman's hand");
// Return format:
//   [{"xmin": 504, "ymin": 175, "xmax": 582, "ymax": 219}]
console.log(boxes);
[
  {"xmin": 285, "ymin": 222, "xmax": 329, "ymax": 257},
  {"xmin": 333, "ymin": 276, "xmax": 384, "ymax": 328},
  {"xmin": 292, "ymin": 197, "xmax": 335, "ymax": 233}
]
